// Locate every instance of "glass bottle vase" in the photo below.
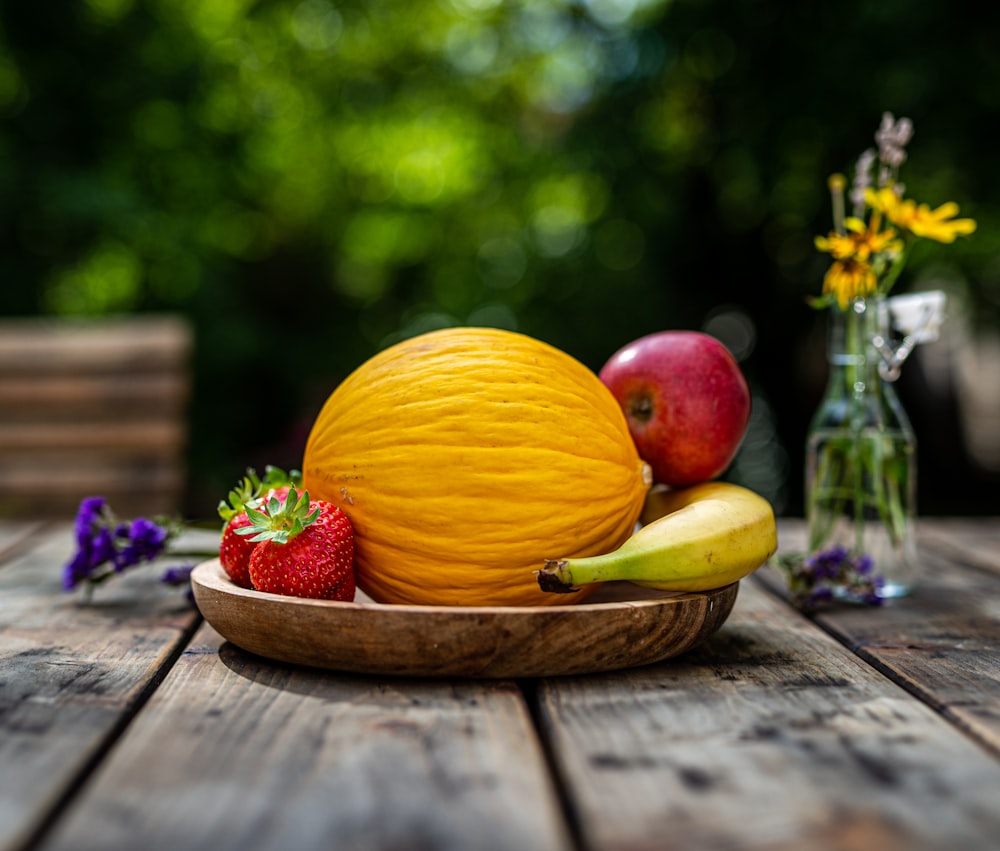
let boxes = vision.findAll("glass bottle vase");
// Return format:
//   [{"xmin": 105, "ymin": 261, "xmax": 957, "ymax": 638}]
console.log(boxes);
[{"xmin": 805, "ymin": 297, "xmax": 918, "ymax": 599}]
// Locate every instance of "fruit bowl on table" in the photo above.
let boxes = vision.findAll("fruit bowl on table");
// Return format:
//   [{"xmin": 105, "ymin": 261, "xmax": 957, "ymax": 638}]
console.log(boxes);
[{"xmin": 191, "ymin": 559, "xmax": 739, "ymax": 679}]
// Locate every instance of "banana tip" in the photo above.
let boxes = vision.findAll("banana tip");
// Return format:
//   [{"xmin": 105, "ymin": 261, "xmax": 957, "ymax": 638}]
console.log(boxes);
[{"xmin": 536, "ymin": 560, "xmax": 578, "ymax": 594}]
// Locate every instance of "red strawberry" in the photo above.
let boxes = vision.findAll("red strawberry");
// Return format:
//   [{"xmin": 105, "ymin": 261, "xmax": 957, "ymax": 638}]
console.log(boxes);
[
  {"xmin": 217, "ymin": 467, "xmax": 301, "ymax": 589},
  {"xmin": 241, "ymin": 488, "xmax": 355, "ymax": 601},
  {"xmin": 220, "ymin": 512, "xmax": 256, "ymax": 588}
]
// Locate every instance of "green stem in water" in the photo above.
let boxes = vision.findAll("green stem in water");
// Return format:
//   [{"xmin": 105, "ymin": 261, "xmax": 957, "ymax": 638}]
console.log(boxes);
[{"xmin": 847, "ymin": 303, "xmax": 867, "ymax": 555}]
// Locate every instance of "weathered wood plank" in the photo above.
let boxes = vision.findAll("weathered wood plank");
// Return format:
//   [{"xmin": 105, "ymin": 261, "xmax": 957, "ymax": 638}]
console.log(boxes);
[
  {"xmin": 534, "ymin": 578, "xmax": 1000, "ymax": 851},
  {"xmin": 0, "ymin": 316, "xmax": 192, "ymax": 374},
  {"xmin": 918, "ymin": 517, "xmax": 1000, "ymax": 580},
  {"xmin": 0, "ymin": 316, "xmax": 192, "ymax": 520},
  {"xmin": 36, "ymin": 624, "xmax": 573, "ymax": 851},
  {"xmin": 0, "ymin": 527, "xmax": 204, "ymax": 851},
  {"xmin": 0, "ymin": 422, "xmax": 186, "ymax": 453},
  {"xmin": 0, "ymin": 465, "xmax": 183, "ymax": 497},
  {"xmin": 0, "ymin": 522, "xmax": 44, "ymax": 565},
  {"xmin": 0, "ymin": 374, "xmax": 188, "ymax": 421},
  {"xmin": 759, "ymin": 520, "xmax": 1000, "ymax": 761}
]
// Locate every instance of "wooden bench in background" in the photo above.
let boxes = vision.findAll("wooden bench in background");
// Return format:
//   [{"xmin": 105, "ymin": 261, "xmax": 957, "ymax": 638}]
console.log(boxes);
[{"xmin": 0, "ymin": 315, "xmax": 193, "ymax": 520}]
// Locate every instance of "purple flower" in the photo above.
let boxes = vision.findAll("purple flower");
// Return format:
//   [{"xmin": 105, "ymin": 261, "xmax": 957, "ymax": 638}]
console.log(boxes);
[
  {"xmin": 115, "ymin": 518, "xmax": 170, "ymax": 570},
  {"xmin": 63, "ymin": 497, "xmax": 179, "ymax": 595},
  {"xmin": 805, "ymin": 546, "xmax": 849, "ymax": 580},
  {"xmin": 62, "ymin": 551, "xmax": 94, "ymax": 591},
  {"xmin": 63, "ymin": 497, "xmax": 117, "ymax": 590},
  {"xmin": 74, "ymin": 496, "xmax": 106, "ymax": 543},
  {"xmin": 779, "ymin": 545, "xmax": 885, "ymax": 610},
  {"xmin": 160, "ymin": 563, "xmax": 196, "ymax": 604},
  {"xmin": 159, "ymin": 564, "xmax": 194, "ymax": 586}
]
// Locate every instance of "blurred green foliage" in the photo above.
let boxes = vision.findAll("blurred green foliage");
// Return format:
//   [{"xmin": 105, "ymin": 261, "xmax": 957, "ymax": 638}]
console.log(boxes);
[{"xmin": 1, "ymin": 0, "xmax": 997, "ymax": 517}]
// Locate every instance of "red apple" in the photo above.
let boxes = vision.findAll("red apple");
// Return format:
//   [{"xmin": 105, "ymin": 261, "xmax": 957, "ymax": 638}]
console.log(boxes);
[{"xmin": 598, "ymin": 330, "xmax": 751, "ymax": 487}]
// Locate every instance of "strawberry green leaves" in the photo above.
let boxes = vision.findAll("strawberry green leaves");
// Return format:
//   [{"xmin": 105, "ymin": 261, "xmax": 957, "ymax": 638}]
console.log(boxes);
[
  {"xmin": 217, "ymin": 466, "xmax": 302, "ymax": 523},
  {"xmin": 238, "ymin": 487, "xmax": 321, "ymax": 545}
]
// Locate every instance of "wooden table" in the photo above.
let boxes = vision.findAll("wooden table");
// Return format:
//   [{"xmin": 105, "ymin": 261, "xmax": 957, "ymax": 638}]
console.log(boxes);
[{"xmin": 3, "ymin": 518, "xmax": 1000, "ymax": 851}]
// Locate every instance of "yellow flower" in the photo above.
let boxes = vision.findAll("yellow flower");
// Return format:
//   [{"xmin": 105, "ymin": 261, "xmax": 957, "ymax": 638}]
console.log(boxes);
[
  {"xmin": 866, "ymin": 186, "xmax": 977, "ymax": 243},
  {"xmin": 866, "ymin": 186, "xmax": 904, "ymax": 218},
  {"xmin": 822, "ymin": 257, "xmax": 878, "ymax": 309},
  {"xmin": 814, "ymin": 231, "xmax": 856, "ymax": 260},
  {"xmin": 815, "ymin": 215, "xmax": 901, "ymax": 263},
  {"xmin": 847, "ymin": 215, "xmax": 902, "ymax": 259}
]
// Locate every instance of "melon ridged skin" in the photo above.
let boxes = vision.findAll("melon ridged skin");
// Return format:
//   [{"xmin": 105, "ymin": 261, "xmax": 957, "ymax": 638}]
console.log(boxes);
[{"xmin": 302, "ymin": 327, "xmax": 651, "ymax": 607}]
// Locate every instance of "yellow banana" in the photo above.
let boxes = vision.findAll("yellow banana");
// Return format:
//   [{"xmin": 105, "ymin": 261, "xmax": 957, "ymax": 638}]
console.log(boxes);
[{"xmin": 536, "ymin": 481, "xmax": 778, "ymax": 594}]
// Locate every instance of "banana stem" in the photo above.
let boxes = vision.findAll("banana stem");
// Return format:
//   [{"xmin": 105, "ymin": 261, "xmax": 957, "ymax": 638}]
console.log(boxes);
[
  {"xmin": 536, "ymin": 561, "xmax": 578, "ymax": 593},
  {"xmin": 536, "ymin": 552, "xmax": 639, "ymax": 592}
]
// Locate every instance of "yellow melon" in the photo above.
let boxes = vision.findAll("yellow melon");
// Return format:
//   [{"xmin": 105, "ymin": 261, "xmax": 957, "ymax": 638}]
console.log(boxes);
[{"xmin": 302, "ymin": 327, "xmax": 651, "ymax": 606}]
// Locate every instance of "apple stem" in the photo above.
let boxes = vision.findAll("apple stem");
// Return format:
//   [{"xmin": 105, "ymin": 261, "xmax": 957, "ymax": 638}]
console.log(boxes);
[{"xmin": 626, "ymin": 394, "xmax": 655, "ymax": 423}]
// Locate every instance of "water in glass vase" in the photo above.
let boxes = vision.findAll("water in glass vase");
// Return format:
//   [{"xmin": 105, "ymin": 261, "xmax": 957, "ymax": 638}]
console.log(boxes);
[{"xmin": 806, "ymin": 425, "xmax": 917, "ymax": 599}]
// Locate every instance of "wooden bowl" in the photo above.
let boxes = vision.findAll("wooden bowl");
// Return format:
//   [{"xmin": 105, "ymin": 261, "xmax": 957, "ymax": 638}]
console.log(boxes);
[{"xmin": 191, "ymin": 560, "xmax": 738, "ymax": 678}]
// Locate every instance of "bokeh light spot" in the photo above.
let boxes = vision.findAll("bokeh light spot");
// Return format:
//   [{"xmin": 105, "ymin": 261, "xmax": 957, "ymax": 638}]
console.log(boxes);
[
  {"xmin": 478, "ymin": 236, "xmax": 527, "ymax": 289},
  {"xmin": 44, "ymin": 242, "xmax": 143, "ymax": 316},
  {"xmin": 395, "ymin": 151, "xmax": 446, "ymax": 204},
  {"xmin": 702, "ymin": 306, "xmax": 757, "ymax": 362},
  {"xmin": 467, "ymin": 302, "xmax": 519, "ymax": 330},
  {"xmin": 445, "ymin": 23, "xmax": 500, "ymax": 74},
  {"xmin": 292, "ymin": 0, "xmax": 343, "ymax": 52}
]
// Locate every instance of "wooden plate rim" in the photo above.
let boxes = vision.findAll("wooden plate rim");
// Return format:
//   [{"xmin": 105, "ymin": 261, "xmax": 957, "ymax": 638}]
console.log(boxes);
[{"xmin": 191, "ymin": 560, "xmax": 738, "ymax": 678}]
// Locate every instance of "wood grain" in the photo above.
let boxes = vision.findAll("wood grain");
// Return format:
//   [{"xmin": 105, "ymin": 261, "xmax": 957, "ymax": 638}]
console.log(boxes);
[
  {"xmin": 0, "ymin": 528, "xmax": 202, "ymax": 851},
  {"xmin": 918, "ymin": 517, "xmax": 1000, "ymax": 579},
  {"xmin": 8, "ymin": 519, "xmax": 1000, "ymax": 851},
  {"xmin": 192, "ymin": 559, "xmax": 738, "ymax": 678},
  {"xmin": 0, "ymin": 374, "xmax": 188, "ymax": 422},
  {"xmin": 37, "ymin": 623, "xmax": 573, "ymax": 851},
  {"xmin": 0, "ymin": 521, "xmax": 43, "ymax": 565},
  {"xmin": 0, "ymin": 315, "xmax": 192, "ymax": 519},
  {"xmin": 534, "ymin": 578, "xmax": 1000, "ymax": 851},
  {"xmin": 0, "ymin": 316, "xmax": 191, "ymax": 373},
  {"xmin": 759, "ymin": 520, "xmax": 1000, "ymax": 761}
]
